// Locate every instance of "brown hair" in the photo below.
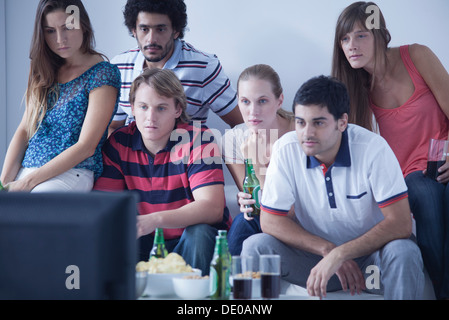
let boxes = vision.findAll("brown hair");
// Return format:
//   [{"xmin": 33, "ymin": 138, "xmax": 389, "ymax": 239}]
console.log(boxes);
[
  {"xmin": 129, "ymin": 68, "xmax": 190, "ymax": 124},
  {"xmin": 237, "ymin": 64, "xmax": 294, "ymax": 120},
  {"xmin": 26, "ymin": 0, "xmax": 102, "ymax": 139},
  {"xmin": 331, "ymin": 1, "xmax": 391, "ymax": 131}
]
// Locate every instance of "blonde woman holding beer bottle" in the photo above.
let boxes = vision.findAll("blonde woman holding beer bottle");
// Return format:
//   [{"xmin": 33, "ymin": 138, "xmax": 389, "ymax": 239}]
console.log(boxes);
[{"xmin": 222, "ymin": 64, "xmax": 295, "ymax": 255}]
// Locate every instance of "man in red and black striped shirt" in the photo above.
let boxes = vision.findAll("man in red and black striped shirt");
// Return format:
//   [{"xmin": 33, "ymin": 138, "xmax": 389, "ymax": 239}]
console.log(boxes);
[{"xmin": 94, "ymin": 68, "xmax": 231, "ymax": 275}]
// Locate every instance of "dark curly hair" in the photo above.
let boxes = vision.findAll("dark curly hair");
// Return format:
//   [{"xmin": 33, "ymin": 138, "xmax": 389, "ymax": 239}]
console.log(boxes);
[{"xmin": 124, "ymin": 0, "xmax": 188, "ymax": 39}]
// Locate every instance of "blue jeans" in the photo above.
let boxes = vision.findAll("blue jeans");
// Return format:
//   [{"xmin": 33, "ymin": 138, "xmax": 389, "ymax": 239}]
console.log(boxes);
[
  {"xmin": 227, "ymin": 213, "xmax": 261, "ymax": 255},
  {"xmin": 406, "ymin": 171, "xmax": 449, "ymax": 299},
  {"xmin": 138, "ymin": 224, "xmax": 218, "ymax": 276}
]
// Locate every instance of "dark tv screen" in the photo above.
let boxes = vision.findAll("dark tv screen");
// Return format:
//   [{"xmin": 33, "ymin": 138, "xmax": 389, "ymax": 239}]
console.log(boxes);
[{"xmin": 0, "ymin": 191, "xmax": 137, "ymax": 300}]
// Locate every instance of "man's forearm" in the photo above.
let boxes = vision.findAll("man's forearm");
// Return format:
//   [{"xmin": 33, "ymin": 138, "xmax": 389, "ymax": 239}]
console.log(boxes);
[
  {"xmin": 260, "ymin": 210, "xmax": 336, "ymax": 257},
  {"xmin": 332, "ymin": 199, "xmax": 412, "ymax": 262}
]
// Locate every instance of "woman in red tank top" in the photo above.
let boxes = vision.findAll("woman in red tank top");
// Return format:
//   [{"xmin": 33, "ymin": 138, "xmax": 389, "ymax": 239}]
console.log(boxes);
[{"xmin": 332, "ymin": 1, "xmax": 449, "ymax": 300}]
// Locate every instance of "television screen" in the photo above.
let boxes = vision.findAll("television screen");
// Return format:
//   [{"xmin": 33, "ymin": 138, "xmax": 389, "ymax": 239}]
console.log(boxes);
[{"xmin": 0, "ymin": 191, "xmax": 138, "ymax": 300}]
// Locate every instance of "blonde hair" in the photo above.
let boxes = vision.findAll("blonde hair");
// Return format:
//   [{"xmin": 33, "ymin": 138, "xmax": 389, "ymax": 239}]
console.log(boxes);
[
  {"xmin": 237, "ymin": 64, "xmax": 294, "ymax": 120},
  {"xmin": 129, "ymin": 68, "xmax": 190, "ymax": 124}
]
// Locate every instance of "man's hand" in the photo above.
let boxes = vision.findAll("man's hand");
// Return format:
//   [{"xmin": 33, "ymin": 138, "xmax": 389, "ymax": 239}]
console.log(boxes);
[
  {"xmin": 306, "ymin": 249, "xmax": 366, "ymax": 299},
  {"xmin": 136, "ymin": 214, "xmax": 156, "ymax": 239}
]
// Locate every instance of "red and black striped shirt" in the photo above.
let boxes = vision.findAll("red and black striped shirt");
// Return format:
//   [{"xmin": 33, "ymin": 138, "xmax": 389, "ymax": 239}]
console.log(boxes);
[{"xmin": 94, "ymin": 121, "xmax": 231, "ymax": 239}]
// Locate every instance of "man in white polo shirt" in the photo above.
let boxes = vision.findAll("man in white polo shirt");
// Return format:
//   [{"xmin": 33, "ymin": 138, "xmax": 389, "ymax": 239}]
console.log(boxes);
[
  {"xmin": 108, "ymin": 0, "xmax": 243, "ymax": 135},
  {"xmin": 241, "ymin": 76, "xmax": 424, "ymax": 300}
]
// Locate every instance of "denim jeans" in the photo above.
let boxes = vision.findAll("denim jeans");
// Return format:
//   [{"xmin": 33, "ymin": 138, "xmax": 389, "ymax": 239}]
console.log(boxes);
[
  {"xmin": 138, "ymin": 224, "xmax": 218, "ymax": 276},
  {"xmin": 242, "ymin": 233, "xmax": 425, "ymax": 300},
  {"xmin": 227, "ymin": 213, "xmax": 261, "ymax": 256},
  {"xmin": 406, "ymin": 171, "xmax": 449, "ymax": 299}
]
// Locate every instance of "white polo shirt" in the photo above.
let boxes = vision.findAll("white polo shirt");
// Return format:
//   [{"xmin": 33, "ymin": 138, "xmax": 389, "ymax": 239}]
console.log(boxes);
[
  {"xmin": 261, "ymin": 124, "xmax": 408, "ymax": 246},
  {"xmin": 111, "ymin": 39, "xmax": 237, "ymax": 124}
]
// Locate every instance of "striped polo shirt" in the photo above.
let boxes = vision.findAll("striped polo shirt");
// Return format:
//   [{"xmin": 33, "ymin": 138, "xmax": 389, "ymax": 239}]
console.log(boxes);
[
  {"xmin": 111, "ymin": 39, "xmax": 238, "ymax": 124},
  {"xmin": 261, "ymin": 125, "xmax": 408, "ymax": 246},
  {"xmin": 93, "ymin": 121, "xmax": 231, "ymax": 239}
]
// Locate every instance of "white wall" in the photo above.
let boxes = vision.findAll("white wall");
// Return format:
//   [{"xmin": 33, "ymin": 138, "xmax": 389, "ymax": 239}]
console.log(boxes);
[
  {"xmin": 1, "ymin": 0, "xmax": 449, "ymax": 168},
  {"xmin": 0, "ymin": 0, "xmax": 6, "ymax": 166}
]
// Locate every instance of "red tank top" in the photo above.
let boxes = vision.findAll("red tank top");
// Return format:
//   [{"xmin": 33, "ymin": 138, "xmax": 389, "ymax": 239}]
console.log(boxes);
[{"xmin": 371, "ymin": 45, "xmax": 449, "ymax": 177}]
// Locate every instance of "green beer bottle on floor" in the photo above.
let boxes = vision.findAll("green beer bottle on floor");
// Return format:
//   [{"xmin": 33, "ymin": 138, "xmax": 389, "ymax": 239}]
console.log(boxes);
[
  {"xmin": 243, "ymin": 159, "xmax": 261, "ymax": 217},
  {"xmin": 149, "ymin": 228, "xmax": 168, "ymax": 260},
  {"xmin": 210, "ymin": 230, "xmax": 231, "ymax": 300}
]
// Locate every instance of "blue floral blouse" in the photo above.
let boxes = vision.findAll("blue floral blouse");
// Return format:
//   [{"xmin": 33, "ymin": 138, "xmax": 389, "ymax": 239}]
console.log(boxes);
[{"xmin": 22, "ymin": 61, "xmax": 121, "ymax": 179}]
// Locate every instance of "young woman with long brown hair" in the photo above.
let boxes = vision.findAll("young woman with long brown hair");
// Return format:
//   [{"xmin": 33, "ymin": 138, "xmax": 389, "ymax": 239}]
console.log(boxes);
[
  {"xmin": 0, "ymin": 0, "xmax": 120, "ymax": 192},
  {"xmin": 332, "ymin": 1, "xmax": 449, "ymax": 299}
]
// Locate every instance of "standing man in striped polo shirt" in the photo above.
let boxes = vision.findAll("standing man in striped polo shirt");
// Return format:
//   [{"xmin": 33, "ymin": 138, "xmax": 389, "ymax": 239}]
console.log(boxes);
[
  {"xmin": 108, "ymin": 0, "xmax": 242, "ymax": 136},
  {"xmin": 95, "ymin": 68, "xmax": 231, "ymax": 276},
  {"xmin": 241, "ymin": 76, "xmax": 425, "ymax": 299}
]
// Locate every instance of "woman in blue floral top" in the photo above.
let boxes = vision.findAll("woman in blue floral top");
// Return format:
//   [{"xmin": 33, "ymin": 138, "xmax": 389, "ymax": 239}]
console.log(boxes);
[{"xmin": 0, "ymin": 0, "xmax": 120, "ymax": 192}]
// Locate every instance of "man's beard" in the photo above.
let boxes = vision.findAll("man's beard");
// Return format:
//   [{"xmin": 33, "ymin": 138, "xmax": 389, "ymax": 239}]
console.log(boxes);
[{"xmin": 143, "ymin": 41, "xmax": 172, "ymax": 63}]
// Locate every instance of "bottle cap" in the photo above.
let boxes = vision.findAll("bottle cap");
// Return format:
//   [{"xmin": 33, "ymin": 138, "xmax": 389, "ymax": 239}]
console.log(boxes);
[{"xmin": 218, "ymin": 230, "xmax": 227, "ymax": 236}]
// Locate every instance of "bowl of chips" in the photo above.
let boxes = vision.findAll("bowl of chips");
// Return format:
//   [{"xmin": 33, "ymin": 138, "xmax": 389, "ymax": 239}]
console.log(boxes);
[{"xmin": 136, "ymin": 253, "xmax": 201, "ymax": 298}]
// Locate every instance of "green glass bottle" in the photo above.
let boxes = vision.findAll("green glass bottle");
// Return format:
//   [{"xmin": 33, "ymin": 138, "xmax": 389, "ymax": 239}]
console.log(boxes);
[
  {"xmin": 210, "ymin": 230, "xmax": 231, "ymax": 300},
  {"xmin": 0, "ymin": 181, "xmax": 6, "ymax": 192},
  {"xmin": 149, "ymin": 228, "xmax": 168, "ymax": 260},
  {"xmin": 243, "ymin": 159, "xmax": 261, "ymax": 217}
]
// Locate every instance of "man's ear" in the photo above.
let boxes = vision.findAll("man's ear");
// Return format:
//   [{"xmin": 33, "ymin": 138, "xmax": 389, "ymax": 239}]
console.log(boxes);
[
  {"xmin": 339, "ymin": 113, "xmax": 349, "ymax": 132},
  {"xmin": 175, "ymin": 103, "xmax": 183, "ymax": 119}
]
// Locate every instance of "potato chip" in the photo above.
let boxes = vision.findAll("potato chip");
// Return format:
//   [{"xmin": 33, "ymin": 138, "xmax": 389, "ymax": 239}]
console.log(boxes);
[
  {"xmin": 136, "ymin": 261, "xmax": 150, "ymax": 272},
  {"xmin": 137, "ymin": 253, "xmax": 193, "ymax": 274}
]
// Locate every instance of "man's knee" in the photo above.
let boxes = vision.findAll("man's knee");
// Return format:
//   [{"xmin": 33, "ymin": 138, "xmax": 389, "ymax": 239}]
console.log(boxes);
[
  {"xmin": 183, "ymin": 224, "xmax": 217, "ymax": 244},
  {"xmin": 241, "ymin": 233, "xmax": 280, "ymax": 256},
  {"xmin": 382, "ymin": 239, "xmax": 423, "ymax": 269}
]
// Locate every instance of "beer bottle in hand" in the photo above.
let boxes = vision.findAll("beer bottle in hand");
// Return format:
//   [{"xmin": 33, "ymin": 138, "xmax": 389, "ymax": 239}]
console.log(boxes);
[
  {"xmin": 149, "ymin": 228, "xmax": 168, "ymax": 260},
  {"xmin": 243, "ymin": 159, "xmax": 261, "ymax": 217},
  {"xmin": 0, "ymin": 181, "xmax": 5, "ymax": 191},
  {"xmin": 210, "ymin": 230, "xmax": 231, "ymax": 300}
]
